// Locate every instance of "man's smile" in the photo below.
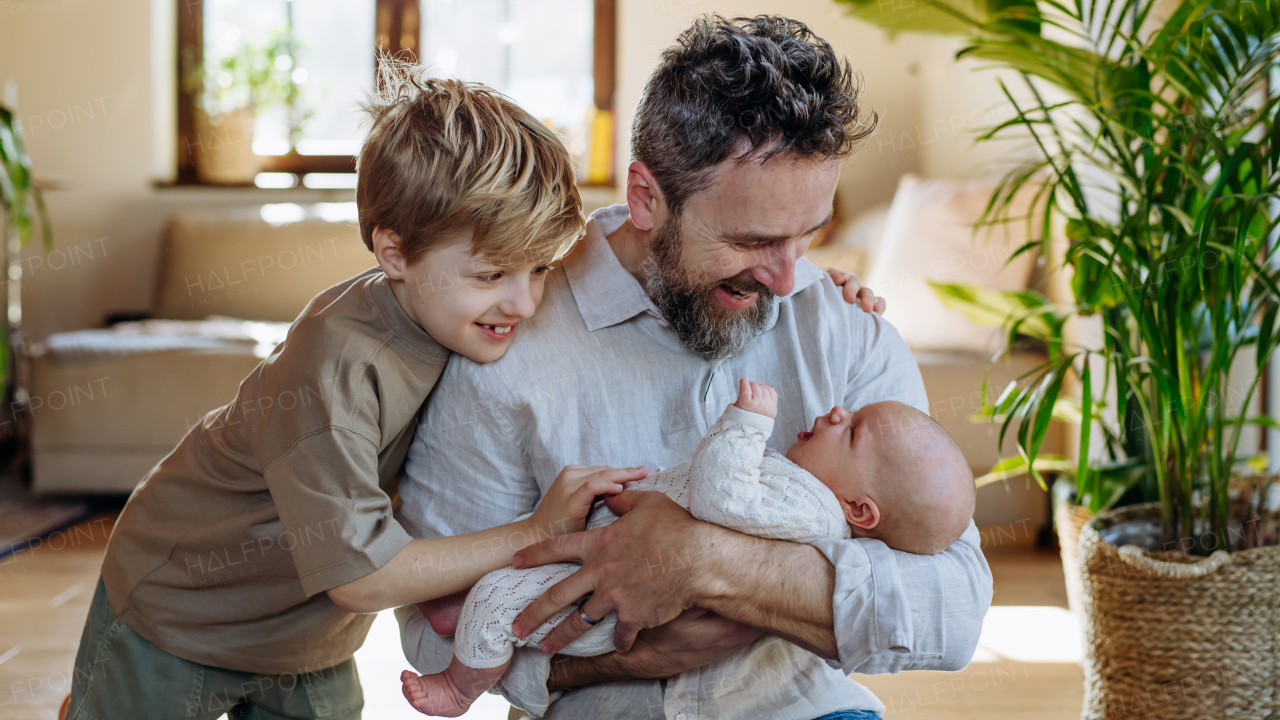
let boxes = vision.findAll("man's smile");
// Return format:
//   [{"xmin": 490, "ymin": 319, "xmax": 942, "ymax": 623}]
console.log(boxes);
[{"xmin": 714, "ymin": 283, "xmax": 759, "ymax": 310}]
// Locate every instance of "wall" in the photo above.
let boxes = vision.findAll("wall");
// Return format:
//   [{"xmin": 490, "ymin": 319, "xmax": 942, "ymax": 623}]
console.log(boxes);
[
  {"xmin": 612, "ymin": 0, "xmax": 935, "ymax": 217},
  {"xmin": 0, "ymin": 0, "xmax": 940, "ymax": 341},
  {"xmin": 1, "ymin": 0, "xmax": 1081, "ymax": 525}
]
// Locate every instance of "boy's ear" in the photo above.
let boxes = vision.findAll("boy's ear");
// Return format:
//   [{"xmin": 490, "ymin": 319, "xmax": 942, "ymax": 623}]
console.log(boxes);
[
  {"xmin": 626, "ymin": 160, "xmax": 664, "ymax": 232},
  {"xmin": 844, "ymin": 496, "xmax": 880, "ymax": 531},
  {"xmin": 372, "ymin": 227, "xmax": 407, "ymax": 281}
]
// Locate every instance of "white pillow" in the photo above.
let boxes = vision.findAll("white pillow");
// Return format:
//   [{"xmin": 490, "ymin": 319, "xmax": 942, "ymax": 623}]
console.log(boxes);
[{"xmin": 865, "ymin": 174, "xmax": 1040, "ymax": 353}]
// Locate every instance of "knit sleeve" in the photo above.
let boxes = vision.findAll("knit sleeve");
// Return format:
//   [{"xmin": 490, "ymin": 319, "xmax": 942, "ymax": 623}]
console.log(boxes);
[{"xmin": 688, "ymin": 405, "xmax": 849, "ymax": 542}]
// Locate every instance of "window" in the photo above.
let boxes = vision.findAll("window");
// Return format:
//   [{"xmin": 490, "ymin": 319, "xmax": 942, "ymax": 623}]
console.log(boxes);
[{"xmin": 177, "ymin": 0, "xmax": 615, "ymax": 187}]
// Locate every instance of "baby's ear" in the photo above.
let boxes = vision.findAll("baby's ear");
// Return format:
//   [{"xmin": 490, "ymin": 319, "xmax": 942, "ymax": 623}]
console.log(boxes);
[{"xmin": 844, "ymin": 497, "xmax": 880, "ymax": 531}]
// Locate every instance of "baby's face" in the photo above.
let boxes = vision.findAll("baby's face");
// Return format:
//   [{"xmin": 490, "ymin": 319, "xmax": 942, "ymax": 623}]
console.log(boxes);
[
  {"xmin": 784, "ymin": 404, "xmax": 877, "ymax": 497},
  {"xmin": 786, "ymin": 401, "xmax": 977, "ymax": 555}
]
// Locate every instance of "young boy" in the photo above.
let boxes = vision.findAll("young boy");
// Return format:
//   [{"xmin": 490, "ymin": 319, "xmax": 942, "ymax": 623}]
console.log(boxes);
[
  {"xmin": 400, "ymin": 379, "xmax": 976, "ymax": 716},
  {"xmin": 64, "ymin": 66, "xmax": 648, "ymax": 720}
]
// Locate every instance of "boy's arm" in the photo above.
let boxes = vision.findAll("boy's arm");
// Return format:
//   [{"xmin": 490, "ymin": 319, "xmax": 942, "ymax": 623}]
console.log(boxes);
[{"xmin": 262, "ymin": 425, "xmax": 635, "ymax": 615}]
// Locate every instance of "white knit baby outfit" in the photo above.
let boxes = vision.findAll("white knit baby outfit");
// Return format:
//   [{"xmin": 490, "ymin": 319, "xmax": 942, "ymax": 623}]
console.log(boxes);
[{"xmin": 452, "ymin": 404, "xmax": 851, "ymax": 670}]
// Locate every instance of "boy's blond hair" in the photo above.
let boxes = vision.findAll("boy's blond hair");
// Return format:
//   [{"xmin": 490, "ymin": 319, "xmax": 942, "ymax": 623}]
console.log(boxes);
[{"xmin": 357, "ymin": 60, "xmax": 583, "ymax": 265}]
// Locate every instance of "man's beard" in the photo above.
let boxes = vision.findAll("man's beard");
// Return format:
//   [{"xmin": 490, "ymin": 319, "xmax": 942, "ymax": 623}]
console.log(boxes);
[{"xmin": 641, "ymin": 218, "xmax": 775, "ymax": 361}]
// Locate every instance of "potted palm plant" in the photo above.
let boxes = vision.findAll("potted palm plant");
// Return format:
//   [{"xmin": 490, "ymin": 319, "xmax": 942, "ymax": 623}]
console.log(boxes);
[{"xmin": 837, "ymin": 0, "xmax": 1280, "ymax": 715}]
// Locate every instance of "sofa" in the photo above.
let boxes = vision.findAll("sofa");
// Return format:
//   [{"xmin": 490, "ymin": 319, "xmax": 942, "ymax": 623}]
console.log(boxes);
[
  {"xmin": 32, "ymin": 182, "xmax": 1063, "ymax": 529},
  {"xmin": 30, "ymin": 204, "xmax": 376, "ymax": 493}
]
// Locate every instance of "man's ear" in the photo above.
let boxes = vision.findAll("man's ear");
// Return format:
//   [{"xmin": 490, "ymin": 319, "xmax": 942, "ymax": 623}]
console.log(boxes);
[
  {"xmin": 844, "ymin": 496, "xmax": 880, "ymax": 531},
  {"xmin": 625, "ymin": 160, "xmax": 664, "ymax": 232},
  {"xmin": 372, "ymin": 227, "xmax": 408, "ymax": 281}
]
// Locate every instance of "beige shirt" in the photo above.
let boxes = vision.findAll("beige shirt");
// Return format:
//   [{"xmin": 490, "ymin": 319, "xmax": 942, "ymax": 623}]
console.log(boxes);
[{"xmin": 102, "ymin": 267, "xmax": 449, "ymax": 675}]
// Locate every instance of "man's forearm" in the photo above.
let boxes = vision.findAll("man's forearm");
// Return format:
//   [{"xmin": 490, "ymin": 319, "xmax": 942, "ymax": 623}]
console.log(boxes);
[
  {"xmin": 547, "ymin": 653, "xmax": 638, "ymax": 692},
  {"xmin": 544, "ymin": 533, "xmax": 840, "ymax": 695},
  {"xmin": 695, "ymin": 527, "xmax": 839, "ymax": 659}
]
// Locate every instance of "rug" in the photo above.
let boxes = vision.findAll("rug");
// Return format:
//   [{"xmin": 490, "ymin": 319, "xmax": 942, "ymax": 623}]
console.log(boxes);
[{"xmin": 0, "ymin": 475, "xmax": 90, "ymax": 560}]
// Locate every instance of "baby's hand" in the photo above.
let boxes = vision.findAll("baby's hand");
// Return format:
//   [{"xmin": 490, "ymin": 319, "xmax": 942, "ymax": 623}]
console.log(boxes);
[
  {"xmin": 530, "ymin": 464, "xmax": 649, "ymax": 538},
  {"xmin": 734, "ymin": 378, "xmax": 778, "ymax": 418}
]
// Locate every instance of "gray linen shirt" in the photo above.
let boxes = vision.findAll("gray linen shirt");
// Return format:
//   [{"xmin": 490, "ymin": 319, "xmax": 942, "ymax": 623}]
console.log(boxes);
[{"xmin": 395, "ymin": 205, "xmax": 993, "ymax": 719}]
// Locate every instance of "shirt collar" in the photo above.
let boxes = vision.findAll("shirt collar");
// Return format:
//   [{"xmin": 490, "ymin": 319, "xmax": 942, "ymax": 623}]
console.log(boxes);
[
  {"xmin": 564, "ymin": 204, "xmax": 826, "ymax": 333},
  {"xmin": 564, "ymin": 205, "xmax": 658, "ymax": 332}
]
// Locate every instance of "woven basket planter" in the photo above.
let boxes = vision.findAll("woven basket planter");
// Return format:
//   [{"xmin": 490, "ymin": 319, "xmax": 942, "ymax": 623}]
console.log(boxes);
[
  {"xmin": 1055, "ymin": 500, "xmax": 1094, "ymax": 620},
  {"xmin": 1078, "ymin": 503, "xmax": 1280, "ymax": 719}
]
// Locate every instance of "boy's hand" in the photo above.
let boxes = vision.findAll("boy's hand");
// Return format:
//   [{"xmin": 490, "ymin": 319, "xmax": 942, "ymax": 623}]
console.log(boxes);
[
  {"xmin": 733, "ymin": 379, "xmax": 778, "ymax": 418},
  {"xmin": 530, "ymin": 464, "xmax": 649, "ymax": 538},
  {"xmin": 823, "ymin": 267, "xmax": 886, "ymax": 314}
]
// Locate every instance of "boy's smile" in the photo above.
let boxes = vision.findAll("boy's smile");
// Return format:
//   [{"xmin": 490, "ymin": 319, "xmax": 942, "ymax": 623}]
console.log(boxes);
[{"xmin": 475, "ymin": 322, "xmax": 516, "ymax": 342}]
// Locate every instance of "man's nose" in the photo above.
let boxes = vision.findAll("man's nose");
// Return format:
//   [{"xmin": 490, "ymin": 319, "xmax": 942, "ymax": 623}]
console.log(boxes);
[{"xmin": 749, "ymin": 240, "xmax": 801, "ymax": 297}]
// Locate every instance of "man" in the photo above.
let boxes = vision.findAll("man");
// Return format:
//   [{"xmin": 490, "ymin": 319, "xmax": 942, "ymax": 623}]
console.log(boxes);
[{"xmin": 396, "ymin": 15, "xmax": 992, "ymax": 720}]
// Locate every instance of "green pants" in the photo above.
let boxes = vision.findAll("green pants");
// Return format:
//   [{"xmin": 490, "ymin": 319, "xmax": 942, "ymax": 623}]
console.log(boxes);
[{"xmin": 67, "ymin": 578, "xmax": 363, "ymax": 720}]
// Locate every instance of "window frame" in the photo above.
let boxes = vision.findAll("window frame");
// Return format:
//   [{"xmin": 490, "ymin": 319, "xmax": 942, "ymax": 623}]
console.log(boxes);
[{"xmin": 175, "ymin": 0, "xmax": 616, "ymax": 186}]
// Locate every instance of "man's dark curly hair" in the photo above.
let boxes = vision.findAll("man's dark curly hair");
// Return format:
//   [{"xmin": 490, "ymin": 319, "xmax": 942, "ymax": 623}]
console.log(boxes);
[{"xmin": 631, "ymin": 15, "xmax": 878, "ymax": 216}]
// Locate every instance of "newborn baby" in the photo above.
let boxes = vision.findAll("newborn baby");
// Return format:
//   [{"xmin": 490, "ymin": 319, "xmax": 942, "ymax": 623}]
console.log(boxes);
[{"xmin": 401, "ymin": 379, "xmax": 975, "ymax": 716}]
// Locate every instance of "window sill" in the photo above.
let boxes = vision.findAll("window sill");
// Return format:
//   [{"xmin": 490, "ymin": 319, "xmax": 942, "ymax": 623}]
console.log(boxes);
[
  {"xmin": 153, "ymin": 180, "xmax": 621, "ymax": 205},
  {"xmin": 152, "ymin": 181, "xmax": 357, "ymax": 203}
]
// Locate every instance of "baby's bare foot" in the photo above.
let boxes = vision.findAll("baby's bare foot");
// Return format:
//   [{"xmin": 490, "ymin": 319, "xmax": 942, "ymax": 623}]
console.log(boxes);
[
  {"xmin": 400, "ymin": 669, "xmax": 473, "ymax": 717},
  {"xmin": 399, "ymin": 657, "xmax": 509, "ymax": 717}
]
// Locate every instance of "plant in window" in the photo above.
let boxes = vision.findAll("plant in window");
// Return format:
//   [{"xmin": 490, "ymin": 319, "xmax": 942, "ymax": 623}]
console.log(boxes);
[{"xmin": 184, "ymin": 27, "xmax": 308, "ymax": 183}]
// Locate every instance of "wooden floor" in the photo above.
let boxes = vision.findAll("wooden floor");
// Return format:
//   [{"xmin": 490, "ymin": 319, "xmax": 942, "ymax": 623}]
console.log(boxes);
[{"xmin": 0, "ymin": 515, "xmax": 1084, "ymax": 719}]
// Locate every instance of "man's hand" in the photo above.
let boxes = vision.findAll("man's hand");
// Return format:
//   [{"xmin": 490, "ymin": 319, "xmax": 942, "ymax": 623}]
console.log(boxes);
[
  {"xmin": 512, "ymin": 491, "xmax": 711, "ymax": 654},
  {"xmin": 547, "ymin": 608, "xmax": 761, "ymax": 691},
  {"xmin": 823, "ymin": 267, "xmax": 886, "ymax": 314},
  {"xmin": 512, "ymin": 488, "xmax": 841, "ymax": 664}
]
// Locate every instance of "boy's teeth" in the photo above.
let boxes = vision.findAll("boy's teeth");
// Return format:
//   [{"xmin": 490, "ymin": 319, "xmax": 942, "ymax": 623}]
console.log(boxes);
[{"xmin": 482, "ymin": 324, "xmax": 512, "ymax": 334}]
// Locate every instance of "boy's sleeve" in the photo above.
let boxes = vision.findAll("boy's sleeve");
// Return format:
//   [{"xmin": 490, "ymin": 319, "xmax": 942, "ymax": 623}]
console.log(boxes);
[{"xmin": 262, "ymin": 426, "xmax": 412, "ymax": 598}]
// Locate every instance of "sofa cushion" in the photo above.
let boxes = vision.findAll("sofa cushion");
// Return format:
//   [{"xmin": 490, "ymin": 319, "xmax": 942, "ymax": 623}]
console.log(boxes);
[
  {"xmin": 154, "ymin": 206, "xmax": 376, "ymax": 322},
  {"xmin": 866, "ymin": 174, "xmax": 1040, "ymax": 353}
]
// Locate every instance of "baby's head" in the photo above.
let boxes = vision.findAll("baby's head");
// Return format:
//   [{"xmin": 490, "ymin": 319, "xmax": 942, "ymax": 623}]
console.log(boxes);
[{"xmin": 785, "ymin": 401, "xmax": 974, "ymax": 555}]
